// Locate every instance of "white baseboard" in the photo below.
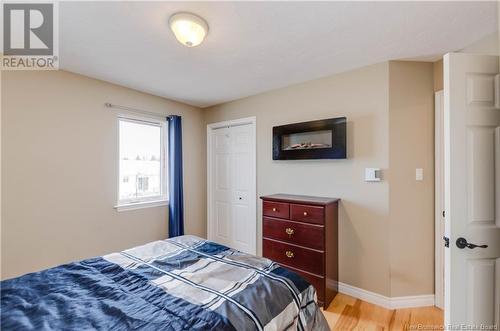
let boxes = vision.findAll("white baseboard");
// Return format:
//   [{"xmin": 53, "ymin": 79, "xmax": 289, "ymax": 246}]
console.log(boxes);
[{"xmin": 338, "ymin": 282, "xmax": 435, "ymax": 310}]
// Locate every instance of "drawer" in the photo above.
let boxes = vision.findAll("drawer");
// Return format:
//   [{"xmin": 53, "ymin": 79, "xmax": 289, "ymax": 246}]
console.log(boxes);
[
  {"xmin": 263, "ymin": 239, "xmax": 324, "ymax": 275},
  {"xmin": 263, "ymin": 217, "xmax": 324, "ymax": 250},
  {"xmin": 263, "ymin": 201, "xmax": 290, "ymax": 219},
  {"xmin": 282, "ymin": 264, "xmax": 325, "ymax": 303},
  {"xmin": 290, "ymin": 204, "xmax": 324, "ymax": 225}
]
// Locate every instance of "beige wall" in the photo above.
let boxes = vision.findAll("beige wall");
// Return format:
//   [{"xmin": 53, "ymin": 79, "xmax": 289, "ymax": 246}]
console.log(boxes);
[
  {"xmin": 388, "ymin": 61, "xmax": 435, "ymax": 296},
  {"xmin": 205, "ymin": 61, "xmax": 435, "ymax": 297},
  {"xmin": 2, "ymin": 61, "xmax": 435, "ymax": 297},
  {"xmin": 206, "ymin": 63, "xmax": 393, "ymax": 296},
  {"xmin": 1, "ymin": 70, "xmax": 206, "ymax": 279},
  {"xmin": 433, "ymin": 60, "xmax": 443, "ymax": 92}
]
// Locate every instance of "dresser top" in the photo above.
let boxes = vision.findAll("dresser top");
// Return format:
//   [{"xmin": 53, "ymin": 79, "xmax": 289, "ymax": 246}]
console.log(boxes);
[{"xmin": 260, "ymin": 194, "xmax": 340, "ymax": 206}]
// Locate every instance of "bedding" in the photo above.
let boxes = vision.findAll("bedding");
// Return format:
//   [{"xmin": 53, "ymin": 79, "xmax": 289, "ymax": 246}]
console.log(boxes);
[{"xmin": 1, "ymin": 235, "xmax": 329, "ymax": 330}]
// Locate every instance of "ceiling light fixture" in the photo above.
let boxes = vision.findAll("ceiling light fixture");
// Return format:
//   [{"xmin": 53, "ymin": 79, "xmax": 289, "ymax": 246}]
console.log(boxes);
[{"xmin": 169, "ymin": 12, "xmax": 208, "ymax": 47}]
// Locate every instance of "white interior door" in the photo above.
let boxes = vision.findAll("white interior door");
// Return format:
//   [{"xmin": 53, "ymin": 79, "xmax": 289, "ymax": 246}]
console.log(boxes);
[
  {"xmin": 212, "ymin": 127, "xmax": 232, "ymax": 246},
  {"xmin": 231, "ymin": 124, "xmax": 255, "ymax": 254},
  {"xmin": 435, "ymin": 89, "xmax": 445, "ymax": 310},
  {"xmin": 208, "ymin": 118, "xmax": 256, "ymax": 255},
  {"xmin": 444, "ymin": 52, "xmax": 500, "ymax": 328}
]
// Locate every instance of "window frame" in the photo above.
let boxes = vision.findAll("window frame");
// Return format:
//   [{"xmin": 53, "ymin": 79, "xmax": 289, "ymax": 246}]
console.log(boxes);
[{"xmin": 115, "ymin": 114, "xmax": 168, "ymax": 211}]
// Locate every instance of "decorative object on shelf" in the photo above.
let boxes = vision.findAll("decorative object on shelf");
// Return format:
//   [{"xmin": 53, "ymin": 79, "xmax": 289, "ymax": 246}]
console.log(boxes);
[
  {"xmin": 260, "ymin": 193, "xmax": 340, "ymax": 308},
  {"xmin": 286, "ymin": 142, "xmax": 331, "ymax": 150},
  {"xmin": 272, "ymin": 117, "xmax": 347, "ymax": 160}
]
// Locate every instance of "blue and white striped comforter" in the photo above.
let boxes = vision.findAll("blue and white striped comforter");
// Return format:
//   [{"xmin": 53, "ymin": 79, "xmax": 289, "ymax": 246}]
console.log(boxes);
[{"xmin": 1, "ymin": 235, "xmax": 329, "ymax": 330}]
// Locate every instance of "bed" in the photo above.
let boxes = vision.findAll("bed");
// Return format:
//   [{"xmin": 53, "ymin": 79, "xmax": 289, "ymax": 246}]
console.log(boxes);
[{"xmin": 1, "ymin": 235, "xmax": 329, "ymax": 330}]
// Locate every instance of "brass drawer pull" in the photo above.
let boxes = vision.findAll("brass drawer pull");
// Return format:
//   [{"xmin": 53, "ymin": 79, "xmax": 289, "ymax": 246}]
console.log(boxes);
[
  {"xmin": 285, "ymin": 250, "xmax": 294, "ymax": 258},
  {"xmin": 285, "ymin": 227, "xmax": 294, "ymax": 237},
  {"xmin": 272, "ymin": 207, "xmax": 277, "ymax": 212},
  {"xmin": 303, "ymin": 211, "xmax": 308, "ymax": 216}
]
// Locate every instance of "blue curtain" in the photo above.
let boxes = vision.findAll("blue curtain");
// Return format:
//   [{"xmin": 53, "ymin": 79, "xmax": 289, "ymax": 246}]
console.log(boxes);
[{"xmin": 167, "ymin": 115, "xmax": 184, "ymax": 237}]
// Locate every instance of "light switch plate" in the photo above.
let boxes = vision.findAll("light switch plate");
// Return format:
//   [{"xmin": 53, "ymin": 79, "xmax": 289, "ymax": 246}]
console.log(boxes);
[
  {"xmin": 416, "ymin": 168, "xmax": 424, "ymax": 181},
  {"xmin": 365, "ymin": 168, "xmax": 381, "ymax": 182}
]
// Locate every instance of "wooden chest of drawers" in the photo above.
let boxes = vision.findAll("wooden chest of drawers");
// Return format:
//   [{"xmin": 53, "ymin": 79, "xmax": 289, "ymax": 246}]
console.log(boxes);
[{"xmin": 261, "ymin": 194, "xmax": 339, "ymax": 308}]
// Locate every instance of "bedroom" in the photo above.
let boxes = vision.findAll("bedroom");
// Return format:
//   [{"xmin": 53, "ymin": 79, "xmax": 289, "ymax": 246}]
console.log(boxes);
[{"xmin": 1, "ymin": 1, "xmax": 499, "ymax": 330}]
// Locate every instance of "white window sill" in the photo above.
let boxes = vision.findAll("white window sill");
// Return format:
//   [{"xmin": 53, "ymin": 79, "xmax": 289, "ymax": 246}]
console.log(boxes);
[{"xmin": 114, "ymin": 200, "xmax": 168, "ymax": 212}]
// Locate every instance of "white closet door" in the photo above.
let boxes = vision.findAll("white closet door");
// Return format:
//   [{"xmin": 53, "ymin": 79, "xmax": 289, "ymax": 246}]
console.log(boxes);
[
  {"xmin": 208, "ymin": 118, "xmax": 256, "ymax": 255},
  {"xmin": 231, "ymin": 124, "xmax": 256, "ymax": 254},
  {"xmin": 212, "ymin": 127, "xmax": 232, "ymax": 247}
]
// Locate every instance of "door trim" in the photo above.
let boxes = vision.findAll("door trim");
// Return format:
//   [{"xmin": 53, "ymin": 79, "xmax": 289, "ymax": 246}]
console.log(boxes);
[
  {"xmin": 206, "ymin": 117, "xmax": 257, "ymax": 254},
  {"xmin": 435, "ymin": 90, "xmax": 445, "ymax": 309}
]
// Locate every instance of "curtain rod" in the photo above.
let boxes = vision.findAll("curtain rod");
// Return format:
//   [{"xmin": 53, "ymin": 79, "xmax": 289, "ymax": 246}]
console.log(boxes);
[{"xmin": 104, "ymin": 102, "xmax": 168, "ymax": 119}]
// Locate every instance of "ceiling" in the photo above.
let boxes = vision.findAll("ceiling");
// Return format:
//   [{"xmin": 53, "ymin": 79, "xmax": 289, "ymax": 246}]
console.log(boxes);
[{"xmin": 60, "ymin": 1, "xmax": 498, "ymax": 108}]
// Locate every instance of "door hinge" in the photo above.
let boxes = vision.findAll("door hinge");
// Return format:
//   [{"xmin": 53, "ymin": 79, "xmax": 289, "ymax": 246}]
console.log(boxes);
[{"xmin": 443, "ymin": 236, "xmax": 449, "ymax": 248}]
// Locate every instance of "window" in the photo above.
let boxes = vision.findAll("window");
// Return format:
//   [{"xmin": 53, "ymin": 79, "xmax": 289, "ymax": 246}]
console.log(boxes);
[{"xmin": 116, "ymin": 115, "xmax": 167, "ymax": 210}]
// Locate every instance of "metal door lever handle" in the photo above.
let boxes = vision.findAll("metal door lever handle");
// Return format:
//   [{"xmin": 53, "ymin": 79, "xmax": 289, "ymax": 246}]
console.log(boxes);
[{"xmin": 456, "ymin": 237, "xmax": 488, "ymax": 249}]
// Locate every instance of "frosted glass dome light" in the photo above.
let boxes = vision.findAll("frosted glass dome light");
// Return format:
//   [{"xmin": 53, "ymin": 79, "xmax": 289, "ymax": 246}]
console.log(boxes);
[{"xmin": 169, "ymin": 12, "xmax": 208, "ymax": 47}]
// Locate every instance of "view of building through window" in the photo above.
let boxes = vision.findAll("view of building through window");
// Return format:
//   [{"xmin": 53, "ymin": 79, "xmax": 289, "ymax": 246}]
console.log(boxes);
[{"xmin": 118, "ymin": 118, "xmax": 163, "ymax": 202}]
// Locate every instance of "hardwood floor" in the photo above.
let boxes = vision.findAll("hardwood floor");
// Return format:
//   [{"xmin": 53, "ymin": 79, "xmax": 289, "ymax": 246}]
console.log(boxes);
[{"xmin": 322, "ymin": 293, "xmax": 444, "ymax": 330}]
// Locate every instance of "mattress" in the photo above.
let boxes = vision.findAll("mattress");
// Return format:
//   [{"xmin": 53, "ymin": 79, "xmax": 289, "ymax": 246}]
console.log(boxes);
[{"xmin": 1, "ymin": 235, "xmax": 329, "ymax": 330}]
